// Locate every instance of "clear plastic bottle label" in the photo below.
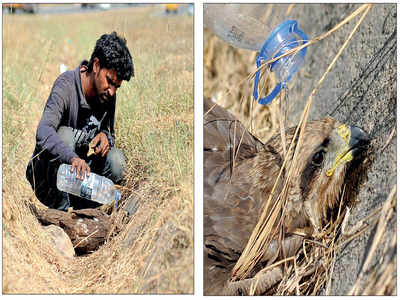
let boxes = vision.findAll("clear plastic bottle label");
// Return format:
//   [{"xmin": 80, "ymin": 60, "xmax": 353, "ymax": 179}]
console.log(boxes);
[
  {"xmin": 80, "ymin": 181, "xmax": 93, "ymax": 199},
  {"xmin": 227, "ymin": 26, "xmax": 245, "ymax": 43}
]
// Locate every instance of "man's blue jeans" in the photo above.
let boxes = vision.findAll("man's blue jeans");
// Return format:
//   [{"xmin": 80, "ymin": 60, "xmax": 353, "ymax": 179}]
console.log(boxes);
[{"xmin": 26, "ymin": 126, "xmax": 126, "ymax": 211}]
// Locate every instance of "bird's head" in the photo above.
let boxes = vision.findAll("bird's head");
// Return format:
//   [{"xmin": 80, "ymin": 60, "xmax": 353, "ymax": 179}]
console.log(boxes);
[{"xmin": 271, "ymin": 117, "xmax": 370, "ymax": 232}]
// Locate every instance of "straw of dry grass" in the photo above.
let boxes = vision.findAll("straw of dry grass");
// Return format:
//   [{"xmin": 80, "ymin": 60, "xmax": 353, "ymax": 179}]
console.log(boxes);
[{"xmin": 349, "ymin": 185, "xmax": 396, "ymax": 295}]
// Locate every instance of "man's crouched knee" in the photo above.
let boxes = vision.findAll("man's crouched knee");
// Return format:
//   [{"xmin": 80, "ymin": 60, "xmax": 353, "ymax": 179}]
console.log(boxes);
[{"xmin": 106, "ymin": 147, "xmax": 126, "ymax": 184}]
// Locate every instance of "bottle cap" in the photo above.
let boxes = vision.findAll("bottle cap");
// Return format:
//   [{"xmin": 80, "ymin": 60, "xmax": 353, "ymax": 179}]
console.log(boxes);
[
  {"xmin": 253, "ymin": 20, "xmax": 308, "ymax": 105},
  {"xmin": 115, "ymin": 189, "xmax": 121, "ymax": 208}
]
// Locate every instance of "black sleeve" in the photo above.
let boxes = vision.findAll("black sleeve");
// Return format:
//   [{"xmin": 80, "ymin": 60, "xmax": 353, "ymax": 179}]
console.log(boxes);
[{"xmin": 36, "ymin": 76, "xmax": 78, "ymax": 163}]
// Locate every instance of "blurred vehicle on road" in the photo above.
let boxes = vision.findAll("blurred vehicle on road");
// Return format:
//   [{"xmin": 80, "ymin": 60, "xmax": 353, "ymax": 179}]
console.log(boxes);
[
  {"xmin": 81, "ymin": 3, "xmax": 96, "ymax": 9},
  {"xmin": 164, "ymin": 4, "xmax": 179, "ymax": 14},
  {"xmin": 81, "ymin": 3, "xmax": 111, "ymax": 10},
  {"xmin": 3, "ymin": 3, "xmax": 38, "ymax": 14}
]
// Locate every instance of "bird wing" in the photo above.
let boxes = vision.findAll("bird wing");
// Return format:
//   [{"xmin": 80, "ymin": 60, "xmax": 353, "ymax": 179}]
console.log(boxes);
[
  {"xmin": 204, "ymin": 98, "xmax": 265, "ymax": 203},
  {"xmin": 204, "ymin": 98, "xmax": 264, "ymax": 171},
  {"xmin": 204, "ymin": 152, "xmax": 283, "ymax": 257},
  {"xmin": 204, "ymin": 99, "xmax": 286, "ymax": 295},
  {"xmin": 204, "ymin": 99, "xmax": 283, "ymax": 272}
]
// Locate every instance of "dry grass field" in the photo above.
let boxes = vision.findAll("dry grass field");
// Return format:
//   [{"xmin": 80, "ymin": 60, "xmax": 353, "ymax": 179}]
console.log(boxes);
[{"xmin": 3, "ymin": 5, "xmax": 193, "ymax": 294}]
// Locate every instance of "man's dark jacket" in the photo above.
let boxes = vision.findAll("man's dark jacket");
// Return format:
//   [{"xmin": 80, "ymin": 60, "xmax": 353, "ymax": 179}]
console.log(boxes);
[{"xmin": 30, "ymin": 61, "xmax": 116, "ymax": 163}]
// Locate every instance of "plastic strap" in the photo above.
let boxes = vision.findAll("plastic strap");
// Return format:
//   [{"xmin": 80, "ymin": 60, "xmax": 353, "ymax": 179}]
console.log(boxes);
[{"xmin": 253, "ymin": 20, "xmax": 308, "ymax": 105}]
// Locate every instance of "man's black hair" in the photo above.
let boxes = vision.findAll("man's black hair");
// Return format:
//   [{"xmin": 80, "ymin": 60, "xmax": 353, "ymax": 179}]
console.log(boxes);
[{"xmin": 87, "ymin": 32, "xmax": 134, "ymax": 81}]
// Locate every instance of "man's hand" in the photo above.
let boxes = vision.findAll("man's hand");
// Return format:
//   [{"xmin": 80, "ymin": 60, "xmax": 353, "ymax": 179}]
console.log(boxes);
[
  {"xmin": 70, "ymin": 157, "xmax": 90, "ymax": 180},
  {"xmin": 90, "ymin": 132, "xmax": 110, "ymax": 157}
]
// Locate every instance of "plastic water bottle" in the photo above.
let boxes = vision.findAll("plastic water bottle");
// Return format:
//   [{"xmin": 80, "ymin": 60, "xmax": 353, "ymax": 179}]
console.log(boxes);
[
  {"xmin": 56, "ymin": 164, "xmax": 121, "ymax": 206},
  {"xmin": 204, "ymin": 4, "xmax": 308, "ymax": 105}
]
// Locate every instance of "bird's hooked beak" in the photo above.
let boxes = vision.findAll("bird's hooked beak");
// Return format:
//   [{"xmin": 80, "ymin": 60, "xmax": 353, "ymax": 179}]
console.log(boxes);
[
  {"xmin": 326, "ymin": 124, "xmax": 370, "ymax": 177},
  {"xmin": 348, "ymin": 126, "xmax": 370, "ymax": 156}
]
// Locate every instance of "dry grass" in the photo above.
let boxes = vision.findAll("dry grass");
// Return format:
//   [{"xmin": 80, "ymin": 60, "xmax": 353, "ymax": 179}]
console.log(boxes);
[
  {"xmin": 204, "ymin": 3, "xmax": 395, "ymax": 296},
  {"xmin": 3, "ymin": 5, "xmax": 193, "ymax": 294},
  {"xmin": 204, "ymin": 28, "xmax": 280, "ymax": 143}
]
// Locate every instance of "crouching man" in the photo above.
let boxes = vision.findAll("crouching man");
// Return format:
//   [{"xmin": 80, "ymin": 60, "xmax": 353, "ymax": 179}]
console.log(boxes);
[{"xmin": 26, "ymin": 32, "xmax": 134, "ymax": 211}]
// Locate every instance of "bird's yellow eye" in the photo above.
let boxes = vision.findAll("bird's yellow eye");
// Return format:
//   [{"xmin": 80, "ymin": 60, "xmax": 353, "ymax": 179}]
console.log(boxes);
[{"xmin": 312, "ymin": 150, "xmax": 325, "ymax": 166}]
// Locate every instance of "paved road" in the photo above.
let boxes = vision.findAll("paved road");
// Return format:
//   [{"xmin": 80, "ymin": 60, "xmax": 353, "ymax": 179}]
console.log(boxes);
[
  {"xmin": 3, "ymin": 4, "xmax": 193, "ymax": 16},
  {"xmin": 3, "ymin": 4, "xmax": 141, "ymax": 15}
]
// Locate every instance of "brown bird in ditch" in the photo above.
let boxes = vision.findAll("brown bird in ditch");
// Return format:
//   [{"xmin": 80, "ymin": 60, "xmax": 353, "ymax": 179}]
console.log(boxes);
[
  {"xmin": 37, "ymin": 208, "xmax": 111, "ymax": 255},
  {"xmin": 203, "ymin": 98, "xmax": 369, "ymax": 295}
]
